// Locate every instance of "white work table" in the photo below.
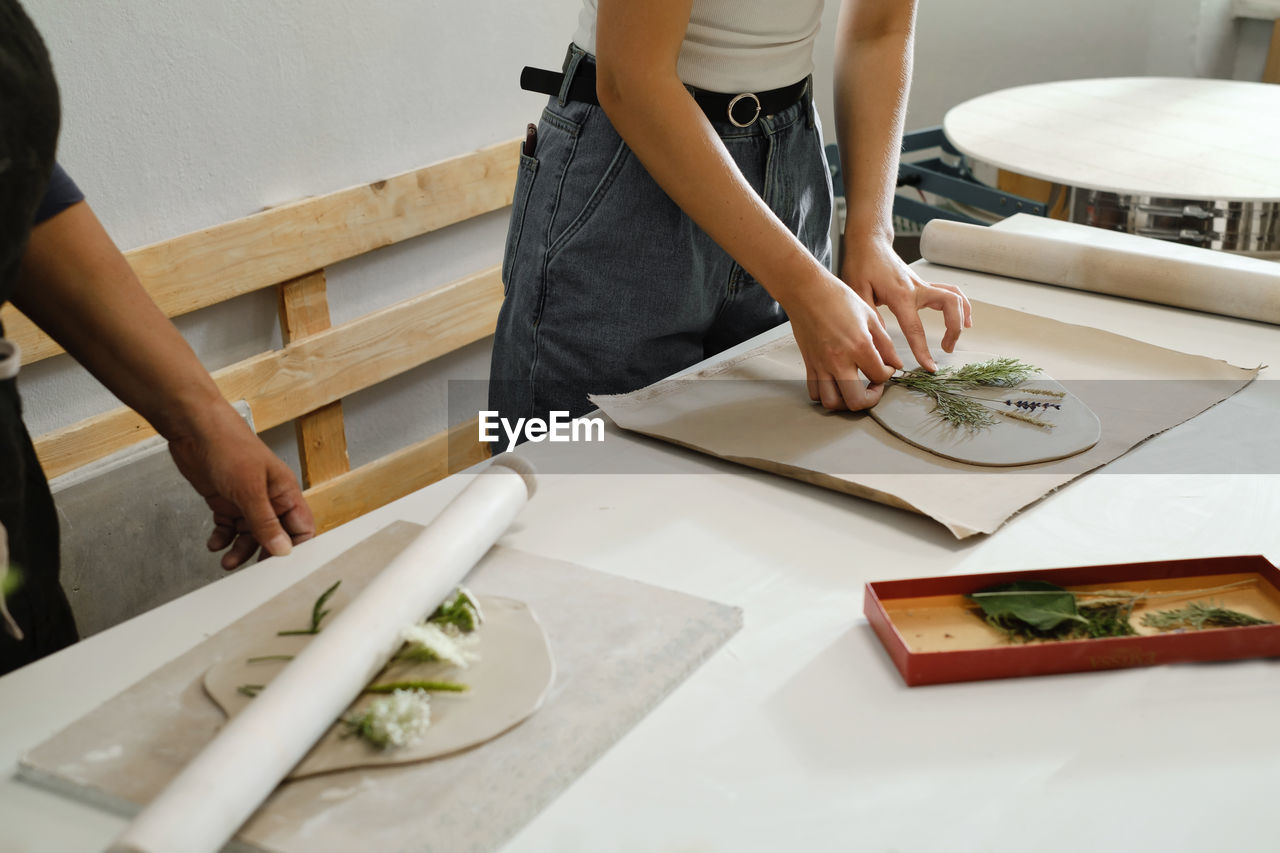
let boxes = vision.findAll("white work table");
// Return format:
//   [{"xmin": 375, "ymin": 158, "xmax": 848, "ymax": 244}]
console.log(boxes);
[{"xmin": 3, "ymin": 254, "xmax": 1279, "ymax": 852}]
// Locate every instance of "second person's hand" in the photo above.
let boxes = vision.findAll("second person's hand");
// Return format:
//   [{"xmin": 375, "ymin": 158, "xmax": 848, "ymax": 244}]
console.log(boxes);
[{"xmin": 167, "ymin": 404, "xmax": 315, "ymax": 571}]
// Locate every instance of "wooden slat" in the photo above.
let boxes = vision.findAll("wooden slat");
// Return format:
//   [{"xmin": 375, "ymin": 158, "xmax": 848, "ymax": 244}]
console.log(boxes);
[
  {"xmin": 2, "ymin": 139, "xmax": 521, "ymax": 364},
  {"xmin": 277, "ymin": 270, "xmax": 334, "ymax": 342},
  {"xmin": 35, "ymin": 266, "xmax": 503, "ymax": 479},
  {"xmin": 1265, "ymin": 19, "xmax": 1280, "ymax": 84},
  {"xmin": 304, "ymin": 417, "xmax": 490, "ymax": 535},
  {"xmin": 276, "ymin": 270, "xmax": 350, "ymax": 488}
]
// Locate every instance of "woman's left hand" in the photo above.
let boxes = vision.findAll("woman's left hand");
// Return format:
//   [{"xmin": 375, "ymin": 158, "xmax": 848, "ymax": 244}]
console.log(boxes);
[{"xmin": 840, "ymin": 235, "xmax": 972, "ymax": 372}]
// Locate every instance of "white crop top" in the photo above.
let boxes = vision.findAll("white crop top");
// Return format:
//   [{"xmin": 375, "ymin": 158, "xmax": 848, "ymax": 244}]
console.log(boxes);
[{"xmin": 571, "ymin": 0, "xmax": 825, "ymax": 93}]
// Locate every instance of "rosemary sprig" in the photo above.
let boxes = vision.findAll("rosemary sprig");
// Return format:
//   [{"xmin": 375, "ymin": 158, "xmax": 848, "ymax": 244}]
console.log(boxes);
[
  {"xmin": 889, "ymin": 358, "xmax": 1047, "ymax": 431},
  {"xmin": 237, "ymin": 684, "xmax": 263, "ymax": 698},
  {"xmin": 247, "ymin": 654, "xmax": 295, "ymax": 664},
  {"xmin": 1141, "ymin": 601, "xmax": 1272, "ymax": 631},
  {"xmin": 278, "ymin": 580, "xmax": 341, "ymax": 636}
]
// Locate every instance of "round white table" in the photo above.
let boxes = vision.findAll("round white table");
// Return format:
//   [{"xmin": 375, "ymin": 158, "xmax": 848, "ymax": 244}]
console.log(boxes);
[{"xmin": 943, "ymin": 77, "xmax": 1280, "ymax": 254}]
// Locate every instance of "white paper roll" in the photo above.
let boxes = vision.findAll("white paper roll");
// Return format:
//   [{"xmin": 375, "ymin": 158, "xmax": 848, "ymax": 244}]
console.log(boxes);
[
  {"xmin": 919, "ymin": 219, "xmax": 1280, "ymax": 325},
  {"xmin": 109, "ymin": 454, "xmax": 536, "ymax": 853}
]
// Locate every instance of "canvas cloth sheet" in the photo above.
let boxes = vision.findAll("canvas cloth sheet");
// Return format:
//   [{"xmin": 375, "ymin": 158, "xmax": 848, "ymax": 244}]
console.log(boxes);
[
  {"xmin": 592, "ymin": 301, "xmax": 1256, "ymax": 538},
  {"xmin": 19, "ymin": 523, "xmax": 743, "ymax": 853}
]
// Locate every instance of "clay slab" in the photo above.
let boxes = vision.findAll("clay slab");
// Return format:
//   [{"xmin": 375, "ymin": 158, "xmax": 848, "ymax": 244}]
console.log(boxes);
[
  {"xmin": 204, "ymin": 595, "xmax": 554, "ymax": 778},
  {"xmin": 870, "ymin": 350, "xmax": 1101, "ymax": 466}
]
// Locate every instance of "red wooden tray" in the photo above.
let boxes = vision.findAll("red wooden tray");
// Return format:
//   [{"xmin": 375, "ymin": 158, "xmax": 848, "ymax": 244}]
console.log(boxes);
[{"xmin": 864, "ymin": 555, "xmax": 1280, "ymax": 686}]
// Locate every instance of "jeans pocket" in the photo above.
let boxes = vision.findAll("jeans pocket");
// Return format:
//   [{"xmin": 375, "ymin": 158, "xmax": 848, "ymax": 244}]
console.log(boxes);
[
  {"xmin": 546, "ymin": 133, "xmax": 630, "ymax": 260},
  {"xmin": 502, "ymin": 152, "xmax": 539, "ymax": 292}
]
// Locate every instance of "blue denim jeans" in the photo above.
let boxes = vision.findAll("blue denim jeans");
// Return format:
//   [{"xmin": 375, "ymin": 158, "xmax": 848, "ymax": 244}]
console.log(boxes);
[{"xmin": 489, "ymin": 45, "xmax": 832, "ymax": 423}]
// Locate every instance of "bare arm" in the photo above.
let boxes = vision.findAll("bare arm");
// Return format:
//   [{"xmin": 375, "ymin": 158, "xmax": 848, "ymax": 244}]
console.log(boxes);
[
  {"xmin": 595, "ymin": 0, "xmax": 901, "ymax": 410},
  {"xmin": 14, "ymin": 201, "xmax": 314, "ymax": 569},
  {"xmin": 834, "ymin": 0, "xmax": 970, "ymax": 371}
]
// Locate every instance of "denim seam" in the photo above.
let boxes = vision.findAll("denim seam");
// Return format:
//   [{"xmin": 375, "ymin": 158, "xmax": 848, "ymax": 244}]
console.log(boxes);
[
  {"xmin": 540, "ymin": 108, "xmax": 580, "ymax": 138},
  {"xmin": 501, "ymin": 154, "xmax": 539, "ymax": 290},
  {"xmin": 527, "ymin": 248, "xmax": 550, "ymax": 415},
  {"xmin": 545, "ymin": 132, "xmax": 630, "ymax": 262}
]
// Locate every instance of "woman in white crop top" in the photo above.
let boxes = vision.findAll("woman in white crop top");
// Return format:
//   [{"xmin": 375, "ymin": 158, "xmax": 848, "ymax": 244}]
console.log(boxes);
[{"xmin": 489, "ymin": 0, "xmax": 970, "ymax": 422}]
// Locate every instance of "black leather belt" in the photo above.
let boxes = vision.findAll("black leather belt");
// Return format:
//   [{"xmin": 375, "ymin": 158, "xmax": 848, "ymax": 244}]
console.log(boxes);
[{"xmin": 520, "ymin": 65, "xmax": 808, "ymax": 129}]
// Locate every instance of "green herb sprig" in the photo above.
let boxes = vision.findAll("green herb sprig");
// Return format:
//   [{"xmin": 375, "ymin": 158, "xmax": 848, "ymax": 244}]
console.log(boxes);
[
  {"xmin": 1142, "ymin": 601, "xmax": 1272, "ymax": 631},
  {"xmin": 278, "ymin": 580, "xmax": 341, "ymax": 636},
  {"xmin": 364, "ymin": 680, "xmax": 468, "ymax": 694},
  {"xmin": 235, "ymin": 678, "xmax": 468, "ymax": 702},
  {"xmin": 969, "ymin": 581, "xmax": 1137, "ymax": 641},
  {"xmin": 970, "ymin": 579, "xmax": 1271, "ymax": 643},
  {"xmin": 889, "ymin": 358, "xmax": 1050, "ymax": 431}
]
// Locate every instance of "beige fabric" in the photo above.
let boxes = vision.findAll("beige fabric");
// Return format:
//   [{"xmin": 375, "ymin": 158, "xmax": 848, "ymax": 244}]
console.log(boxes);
[{"xmin": 592, "ymin": 302, "xmax": 1257, "ymax": 538}]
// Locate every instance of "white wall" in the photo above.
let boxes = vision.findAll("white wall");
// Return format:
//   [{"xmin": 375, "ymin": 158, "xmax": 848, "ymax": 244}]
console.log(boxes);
[
  {"xmin": 19, "ymin": 0, "xmax": 1262, "ymax": 477},
  {"xmin": 811, "ymin": 0, "xmax": 1252, "ymax": 137},
  {"xmin": 22, "ymin": 0, "xmax": 582, "ymax": 473}
]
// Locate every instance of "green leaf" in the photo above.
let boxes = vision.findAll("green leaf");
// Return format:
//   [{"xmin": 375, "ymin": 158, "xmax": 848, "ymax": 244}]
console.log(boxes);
[{"xmin": 969, "ymin": 580, "xmax": 1089, "ymax": 632}]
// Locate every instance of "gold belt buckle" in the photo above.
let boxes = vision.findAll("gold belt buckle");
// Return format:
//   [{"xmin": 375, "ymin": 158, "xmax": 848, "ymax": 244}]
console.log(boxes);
[{"xmin": 727, "ymin": 92, "xmax": 762, "ymax": 128}]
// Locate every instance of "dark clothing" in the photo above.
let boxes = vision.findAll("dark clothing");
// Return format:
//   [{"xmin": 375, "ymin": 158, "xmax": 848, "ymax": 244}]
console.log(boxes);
[
  {"xmin": 34, "ymin": 163, "xmax": 85, "ymax": 226},
  {"xmin": 0, "ymin": 379, "xmax": 73, "ymax": 672},
  {"xmin": 1, "ymin": 0, "xmax": 60, "ymax": 306},
  {"xmin": 1, "ymin": 0, "xmax": 79, "ymax": 674}
]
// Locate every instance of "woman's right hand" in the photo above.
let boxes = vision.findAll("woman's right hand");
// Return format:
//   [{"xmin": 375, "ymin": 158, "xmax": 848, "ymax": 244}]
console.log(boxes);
[{"xmin": 782, "ymin": 269, "xmax": 905, "ymax": 411}]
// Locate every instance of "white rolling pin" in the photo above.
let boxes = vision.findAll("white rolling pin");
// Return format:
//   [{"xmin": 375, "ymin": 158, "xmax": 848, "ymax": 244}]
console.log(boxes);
[
  {"xmin": 108, "ymin": 454, "xmax": 538, "ymax": 853},
  {"xmin": 919, "ymin": 219, "xmax": 1280, "ymax": 325}
]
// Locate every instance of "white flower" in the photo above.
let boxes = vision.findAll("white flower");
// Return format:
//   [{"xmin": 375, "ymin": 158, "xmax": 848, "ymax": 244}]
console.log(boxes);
[
  {"xmin": 431, "ymin": 587, "xmax": 484, "ymax": 633},
  {"xmin": 353, "ymin": 689, "xmax": 432, "ymax": 749},
  {"xmin": 399, "ymin": 621, "xmax": 479, "ymax": 668}
]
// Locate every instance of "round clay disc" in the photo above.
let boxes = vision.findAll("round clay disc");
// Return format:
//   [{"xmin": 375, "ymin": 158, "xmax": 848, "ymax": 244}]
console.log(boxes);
[
  {"xmin": 203, "ymin": 596, "xmax": 554, "ymax": 779},
  {"xmin": 869, "ymin": 350, "xmax": 1101, "ymax": 467}
]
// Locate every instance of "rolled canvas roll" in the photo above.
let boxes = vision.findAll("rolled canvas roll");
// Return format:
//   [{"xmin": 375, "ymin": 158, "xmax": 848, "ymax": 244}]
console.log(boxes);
[
  {"xmin": 109, "ymin": 454, "xmax": 537, "ymax": 853},
  {"xmin": 919, "ymin": 219, "xmax": 1280, "ymax": 325}
]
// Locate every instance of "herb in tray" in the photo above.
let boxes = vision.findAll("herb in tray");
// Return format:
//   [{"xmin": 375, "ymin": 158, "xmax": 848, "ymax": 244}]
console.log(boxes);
[{"xmin": 969, "ymin": 580, "xmax": 1271, "ymax": 643}]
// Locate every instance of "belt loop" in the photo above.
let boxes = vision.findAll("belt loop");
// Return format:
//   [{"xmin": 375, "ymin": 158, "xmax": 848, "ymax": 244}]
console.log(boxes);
[
  {"xmin": 559, "ymin": 44, "xmax": 587, "ymax": 107},
  {"xmin": 803, "ymin": 76, "xmax": 815, "ymax": 129}
]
